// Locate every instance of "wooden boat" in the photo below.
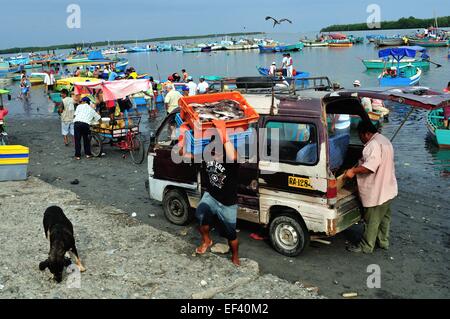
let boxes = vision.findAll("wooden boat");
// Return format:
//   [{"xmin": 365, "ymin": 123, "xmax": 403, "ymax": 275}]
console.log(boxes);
[
  {"xmin": 328, "ymin": 41, "xmax": 353, "ymax": 47},
  {"xmin": 362, "ymin": 58, "xmax": 430, "ymax": 69},
  {"xmin": 302, "ymin": 41, "xmax": 328, "ymax": 47},
  {"xmin": 408, "ymin": 38, "xmax": 449, "ymax": 47},
  {"xmin": 183, "ymin": 46, "xmax": 202, "ymax": 53},
  {"xmin": 257, "ymin": 66, "xmax": 310, "ymax": 85},
  {"xmin": 201, "ymin": 46, "xmax": 212, "ymax": 52},
  {"xmin": 427, "ymin": 108, "xmax": 450, "ymax": 148},
  {"xmin": 375, "ymin": 37, "xmax": 405, "ymax": 47},
  {"xmin": 363, "ymin": 45, "xmax": 430, "ymax": 69},
  {"xmin": 258, "ymin": 42, "xmax": 304, "ymax": 53},
  {"xmin": 349, "ymin": 36, "xmax": 364, "ymax": 44},
  {"xmin": 378, "ymin": 64, "xmax": 421, "ymax": 86}
]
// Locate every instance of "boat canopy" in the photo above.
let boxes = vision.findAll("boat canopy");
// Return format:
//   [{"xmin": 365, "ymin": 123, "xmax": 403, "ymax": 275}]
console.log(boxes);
[
  {"xmin": 74, "ymin": 79, "xmax": 151, "ymax": 101},
  {"xmin": 379, "ymin": 47, "xmax": 420, "ymax": 59},
  {"xmin": 0, "ymin": 89, "xmax": 10, "ymax": 95}
]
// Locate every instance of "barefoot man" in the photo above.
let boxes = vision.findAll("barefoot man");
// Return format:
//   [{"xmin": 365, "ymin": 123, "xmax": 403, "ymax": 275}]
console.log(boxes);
[{"xmin": 193, "ymin": 120, "xmax": 240, "ymax": 265}]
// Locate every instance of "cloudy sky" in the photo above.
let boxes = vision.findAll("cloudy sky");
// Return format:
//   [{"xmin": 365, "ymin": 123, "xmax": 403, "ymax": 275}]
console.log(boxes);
[{"xmin": 2, "ymin": 0, "xmax": 449, "ymax": 49}]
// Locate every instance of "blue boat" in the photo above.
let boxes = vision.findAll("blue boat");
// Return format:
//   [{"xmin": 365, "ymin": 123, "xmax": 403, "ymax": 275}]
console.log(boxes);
[
  {"xmin": 128, "ymin": 46, "xmax": 151, "ymax": 53},
  {"xmin": 258, "ymin": 42, "xmax": 304, "ymax": 53},
  {"xmin": 115, "ymin": 59, "xmax": 129, "ymax": 72},
  {"xmin": 377, "ymin": 47, "xmax": 423, "ymax": 86},
  {"xmin": 257, "ymin": 66, "xmax": 310, "ymax": 85}
]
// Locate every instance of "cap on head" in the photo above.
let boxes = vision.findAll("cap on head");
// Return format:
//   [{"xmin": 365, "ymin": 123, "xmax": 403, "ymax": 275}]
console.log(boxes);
[
  {"xmin": 272, "ymin": 62, "xmax": 276, "ymax": 65},
  {"xmin": 81, "ymin": 97, "xmax": 91, "ymax": 104},
  {"xmin": 187, "ymin": 76, "xmax": 193, "ymax": 81},
  {"xmin": 353, "ymin": 80, "xmax": 361, "ymax": 87}
]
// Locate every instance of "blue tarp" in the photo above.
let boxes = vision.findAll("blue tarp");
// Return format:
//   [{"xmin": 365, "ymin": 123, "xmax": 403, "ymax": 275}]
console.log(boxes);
[{"xmin": 88, "ymin": 50, "xmax": 104, "ymax": 60}]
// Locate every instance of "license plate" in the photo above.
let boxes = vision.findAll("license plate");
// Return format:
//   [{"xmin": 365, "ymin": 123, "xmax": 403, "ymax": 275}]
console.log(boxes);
[{"xmin": 288, "ymin": 176, "xmax": 314, "ymax": 190}]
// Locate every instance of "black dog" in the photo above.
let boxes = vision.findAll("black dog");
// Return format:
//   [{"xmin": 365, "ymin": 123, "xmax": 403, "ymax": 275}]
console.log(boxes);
[{"xmin": 39, "ymin": 206, "xmax": 86, "ymax": 282}]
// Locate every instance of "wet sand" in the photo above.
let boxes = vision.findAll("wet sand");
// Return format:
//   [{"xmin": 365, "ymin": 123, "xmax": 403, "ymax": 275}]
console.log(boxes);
[{"xmin": 4, "ymin": 96, "xmax": 450, "ymax": 298}]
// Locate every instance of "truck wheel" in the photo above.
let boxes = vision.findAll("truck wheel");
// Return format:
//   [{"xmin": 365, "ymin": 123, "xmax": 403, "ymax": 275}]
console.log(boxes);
[
  {"xmin": 269, "ymin": 214, "xmax": 310, "ymax": 257},
  {"xmin": 162, "ymin": 189, "xmax": 193, "ymax": 226}
]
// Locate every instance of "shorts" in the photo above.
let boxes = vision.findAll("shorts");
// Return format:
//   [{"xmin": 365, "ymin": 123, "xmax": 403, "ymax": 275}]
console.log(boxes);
[
  {"xmin": 195, "ymin": 192, "xmax": 238, "ymax": 241},
  {"xmin": 61, "ymin": 122, "xmax": 74, "ymax": 136}
]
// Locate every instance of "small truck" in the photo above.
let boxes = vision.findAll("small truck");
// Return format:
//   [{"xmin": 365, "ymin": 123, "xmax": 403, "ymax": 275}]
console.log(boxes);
[{"xmin": 147, "ymin": 84, "xmax": 447, "ymax": 256}]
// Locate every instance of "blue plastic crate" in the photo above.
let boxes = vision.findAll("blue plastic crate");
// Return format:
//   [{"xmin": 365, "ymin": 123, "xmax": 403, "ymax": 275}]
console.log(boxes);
[{"xmin": 175, "ymin": 113, "xmax": 255, "ymax": 154}]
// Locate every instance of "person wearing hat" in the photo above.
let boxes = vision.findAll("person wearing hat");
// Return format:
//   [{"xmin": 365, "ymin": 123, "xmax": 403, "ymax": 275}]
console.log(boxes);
[
  {"xmin": 73, "ymin": 97, "xmax": 101, "ymax": 160},
  {"xmin": 353, "ymin": 80, "xmax": 361, "ymax": 87},
  {"xmin": 269, "ymin": 62, "xmax": 277, "ymax": 76},
  {"xmin": 186, "ymin": 76, "xmax": 197, "ymax": 96},
  {"xmin": 197, "ymin": 77, "xmax": 209, "ymax": 94}
]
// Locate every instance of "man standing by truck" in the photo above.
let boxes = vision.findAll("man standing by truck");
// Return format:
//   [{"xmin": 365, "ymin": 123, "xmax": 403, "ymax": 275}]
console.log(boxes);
[
  {"xmin": 345, "ymin": 121, "xmax": 398, "ymax": 254},
  {"xmin": 192, "ymin": 120, "xmax": 240, "ymax": 266}
]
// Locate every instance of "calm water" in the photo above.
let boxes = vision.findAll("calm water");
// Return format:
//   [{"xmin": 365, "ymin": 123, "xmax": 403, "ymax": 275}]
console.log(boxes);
[{"xmin": 1, "ymin": 30, "xmax": 450, "ymax": 179}]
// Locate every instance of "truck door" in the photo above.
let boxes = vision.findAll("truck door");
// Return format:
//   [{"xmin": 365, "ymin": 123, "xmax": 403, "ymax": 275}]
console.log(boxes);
[
  {"xmin": 150, "ymin": 113, "xmax": 197, "ymax": 184},
  {"xmin": 236, "ymin": 126, "xmax": 260, "ymax": 223},
  {"xmin": 258, "ymin": 117, "xmax": 328, "ymax": 217}
]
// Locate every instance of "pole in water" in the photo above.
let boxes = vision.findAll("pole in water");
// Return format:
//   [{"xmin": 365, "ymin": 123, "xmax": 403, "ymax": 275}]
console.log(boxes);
[
  {"xmin": 390, "ymin": 107, "xmax": 415, "ymax": 142},
  {"xmin": 155, "ymin": 64, "xmax": 161, "ymax": 82}
]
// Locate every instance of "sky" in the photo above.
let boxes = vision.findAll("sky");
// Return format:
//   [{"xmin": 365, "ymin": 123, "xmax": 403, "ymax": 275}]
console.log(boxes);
[{"xmin": 2, "ymin": 0, "xmax": 449, "ymax": 49}]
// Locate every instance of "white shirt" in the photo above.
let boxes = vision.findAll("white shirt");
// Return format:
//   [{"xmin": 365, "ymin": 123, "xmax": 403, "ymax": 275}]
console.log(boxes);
[
  {"xmin": 44, "ymin": 73, "xmax": 55, "ymax": 85},
  {"xmin": 61, "ymin": 97, "xmax": 75, "ymax": 123},
  {"xmin": 282, "ymin": 56, "xmax": 288, "ymax": 69},
  {"xmin": 73, "ymin": 103, "xmax": 101, "ymax": 125},
  {"xmin": 287, "ymin": 57, "xmax": 293, "ymax": 70},
  {"xmin": 187, "ymin": 81, "xmax": 197, "ymax": 96},
  {"xmin": 269, "ymin": 65, "xmax": 277, "ymax": 75},
  {"xmin": 197, "ymin": 81, "xmax": 209, "ymax": 94}
]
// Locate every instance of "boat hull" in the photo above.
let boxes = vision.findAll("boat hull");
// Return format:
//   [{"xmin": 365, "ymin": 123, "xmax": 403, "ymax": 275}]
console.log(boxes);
[
  {"xmin": 362, "ymin": 59, "xmax": 430, "ymax": 69},
  {"xmin": 378, "ymin": 66, "xmax": 422, "ymax": 86},
  {"xmin": 427, "ymin": 108, "xmax": 450, "ymax": 148},
  {"xmin": 375, "ymin": 38, "xmax": 405, "ymax": 47},
  {"xmin": 408, "ymin": 39, "xmax": 449, "ymax": 47},
  {"xmin": 258, "ymin": 42, "xmax": 304, "ymax": 53}
]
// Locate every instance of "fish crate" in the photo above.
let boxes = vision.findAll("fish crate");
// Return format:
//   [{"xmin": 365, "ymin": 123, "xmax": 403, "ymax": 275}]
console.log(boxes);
[
  {"xmin": 0, "ymin": 145, "xmax": 29, "ymax": 181},
  {"xmin": 175, "ymin": 113, "xmax": 255, "ymax": 154},
  {"xmin": 178, "ymin": 91, "xmax": 259, "ymax": 136}
]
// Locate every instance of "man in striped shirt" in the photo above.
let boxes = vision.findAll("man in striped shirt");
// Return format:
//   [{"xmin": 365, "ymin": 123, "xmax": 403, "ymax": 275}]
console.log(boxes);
[{"xmin": 73, "ymin": 97, "xmax": 101, "ymax": 160}]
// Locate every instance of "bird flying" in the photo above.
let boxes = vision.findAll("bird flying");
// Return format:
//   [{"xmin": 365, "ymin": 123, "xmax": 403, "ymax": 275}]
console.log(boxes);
[{"xmin": 265, "ymin": 16, "xmax": 292, "ymax": 28}]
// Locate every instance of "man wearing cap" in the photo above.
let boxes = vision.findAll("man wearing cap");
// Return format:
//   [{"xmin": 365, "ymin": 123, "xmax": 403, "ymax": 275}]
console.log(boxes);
[
  {"xmin": 281, "ymin": 54, "xmax": 288, "ymax": 77},
  {"xmin": 269, "ymin": 62, "xmax": 277, "ymax": 76},
  {"xmin": 164, "ymin": 84, "xmax": 182, "ymax": 114},
  {"xmin": 73, "ymin": 97, "xmax": 101, "ymax": 160},
  {"xmin": 197, "ymin": 77, "xmax": 209, "ymax": 94},
  {"xmin": 353, "ymin": 80, "xmax": 361, "ymax": 87},
  {"xmin": 186, "ymin": 76, "xmax": 197, "ymax": 96}
]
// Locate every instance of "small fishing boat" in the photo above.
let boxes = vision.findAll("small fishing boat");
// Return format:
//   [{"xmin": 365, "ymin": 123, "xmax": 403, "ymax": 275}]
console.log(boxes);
[
  {"xmin": 302, "ymin": 41, "xmax": 329, "ymax": 47},
  {"xmin": 257, "ymin": 66, "xmax": 310, "ymax": 85},
  {"xmin": 328, "ymin": 40, "xmax": 353, "ymax": 47},
  {"xmin": 375, "ymin": 37, "xmax": 405, "ymax": 47},
  {"xmin": 377, "ymin": 47, "xmax": 424, "ymax": 86},
  {"xmin": 427, "ymin": 108, "xmax": 450, "ymax": 148},
  {"xmin": 408, "ymin": 38, "xmax": 449, "ymax": 47},
  {"xmin": 258, "ymin": 42, "xmax": 304, "ymax": 53},
  {"xmin": 348, "ymin": 35, "xmax": 364, "ymax": 44},
  {"xmin": 182, "ymin": 46, "xmax": 202, "ymax": 53},
  {"xmin": 362, "ymin": 46, "xmax": 430, "ymax": 69},
  {"xmin": 366, "ymin": 34, "xmax": 387, "ymax": 43},
  {"xmin": 115, "ymin": 59, "xmax": 129, "ymax": 72},
  {"xmin": 201, "ymin": 46, "xmax": 212, "ymax": 52}
]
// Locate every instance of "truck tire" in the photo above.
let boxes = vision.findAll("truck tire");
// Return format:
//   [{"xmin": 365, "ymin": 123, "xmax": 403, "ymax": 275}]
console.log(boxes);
[
  {"xmin": 162, "ymin": 189, "xmax": 193, "ymax": 226},
  {"xmin": 269, "ymin": 213, "xmax": 310, "ymax": 257}
]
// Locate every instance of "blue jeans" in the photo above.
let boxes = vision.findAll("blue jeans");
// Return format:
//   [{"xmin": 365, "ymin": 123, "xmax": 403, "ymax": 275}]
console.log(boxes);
[{"xmin": 196, "ymin": 192, "xmax": 238, "ymax": 241}]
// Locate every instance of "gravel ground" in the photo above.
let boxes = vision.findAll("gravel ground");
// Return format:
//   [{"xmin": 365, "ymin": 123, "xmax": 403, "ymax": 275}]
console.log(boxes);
[{"xmin": 0, "ymin": 178, "xmax": 321, "ymax": 299}]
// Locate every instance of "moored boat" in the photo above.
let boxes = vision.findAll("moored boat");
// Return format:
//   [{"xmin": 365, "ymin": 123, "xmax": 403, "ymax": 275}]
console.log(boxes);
[
  {"xmin": 258, "ymin": 42, "xmax": 304, "ymax": 53},
  {"xmin": 182, "ymin": 46, "xmax": 202, "ymax": 53},
  {"xmin": 362, "ymin": 58, "xmax": 430, "ymax": 69},
  {"xmin": 378, "ymin": 64, "xmax": 421, "ymax": 86},
  {"xmin": 408, "ymin": 38, "xmax": 449, "ymax": 47},
  {"xmin": 374, "ymin": 37, "xmax": 405, "ymax": 47},
  {"xmin": 427, "ymin": 108, "xmax": 450, "ymax": 148},
  {"xmin": 328, "ymin": 40, "xmax": 353, "ymax": 47},
  {"xmin": 302, "ymin": 41, "xmax": 329, "ymax": 47}
]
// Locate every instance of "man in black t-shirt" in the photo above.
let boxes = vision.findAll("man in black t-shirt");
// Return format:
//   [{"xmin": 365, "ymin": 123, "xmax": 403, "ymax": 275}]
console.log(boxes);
[{"xmin": 194, "ymin": 120, "xmax": 240, "ymax": 266}]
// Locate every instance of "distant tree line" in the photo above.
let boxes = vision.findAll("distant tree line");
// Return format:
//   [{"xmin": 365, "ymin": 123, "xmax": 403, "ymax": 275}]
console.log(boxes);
[
  {"xmin": 321, "ymin": 16, "xmax": 450, "ymax": 32},
  {"xmin": 0, "ymin": 32, "xmax": 265, "ymax": 55}
]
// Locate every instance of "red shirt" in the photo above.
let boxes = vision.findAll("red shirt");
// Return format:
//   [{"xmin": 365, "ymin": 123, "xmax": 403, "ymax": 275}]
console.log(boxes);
[{"xmin": 0, "ymin": 108, "xmax": 8, "ymax": 120}]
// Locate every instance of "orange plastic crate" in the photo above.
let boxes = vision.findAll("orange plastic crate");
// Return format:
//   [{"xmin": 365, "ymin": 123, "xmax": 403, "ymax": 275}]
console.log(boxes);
[{"xmin": 178, "ymin": 92, "xmax": 259, "ymax": 136}]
